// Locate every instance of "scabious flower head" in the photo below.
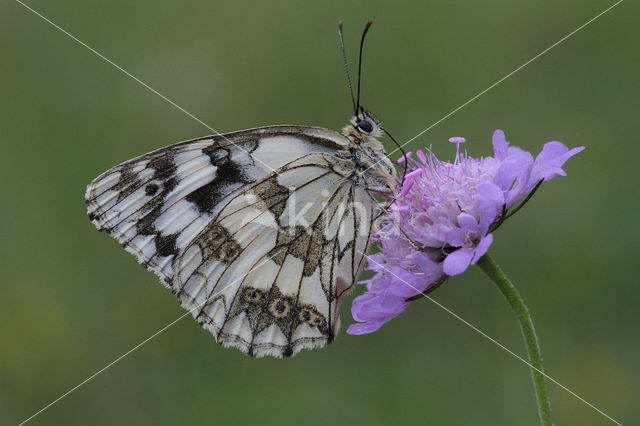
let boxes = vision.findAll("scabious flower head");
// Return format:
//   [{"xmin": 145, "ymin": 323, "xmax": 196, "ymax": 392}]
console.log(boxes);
[{"xmin": 348, "ymin": 130, "xmax": 584, "ymax": 335}]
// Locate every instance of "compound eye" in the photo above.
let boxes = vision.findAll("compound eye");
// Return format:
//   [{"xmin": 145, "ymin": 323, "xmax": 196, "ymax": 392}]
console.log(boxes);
[{"xmin": 356, "ymin": 119, "xmax": 374, "ymax": 134}]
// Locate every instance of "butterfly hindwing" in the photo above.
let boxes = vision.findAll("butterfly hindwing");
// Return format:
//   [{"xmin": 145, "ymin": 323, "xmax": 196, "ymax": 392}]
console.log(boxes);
[
  {"xmin": 172, "ymin": 153, "xmax": 377, "ymax": 357},
  {"xmin": 86, "ymin": 127, "xmax": 376, "ymax": 357}
]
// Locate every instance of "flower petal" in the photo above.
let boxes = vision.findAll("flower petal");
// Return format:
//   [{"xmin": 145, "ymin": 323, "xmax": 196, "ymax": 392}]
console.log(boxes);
[
  {"xmin": 387, "ymin": 267, "xmax": 427, "ymax": 297},
  {"xmin": 529, "ymin": 142, "xmax": 585, "ymax": 186},
  {"xmin": 497, "ymin": 151, "xmax": 534, "ymax": 207},
  {"xmin": 350, "ymin": 294, "xmax": 376, "ymax": 322},
  {"xmin": 478, "ymin": 199, "xmax": 499, "ymax": 233},
  {"xmin": 496, "ymin": 151, "xmax": 529, "ymax": 190},
  {"xmin": 415, "ymin": 252, "xmax": 442, "ymax": 278},
  {"xmin": 347, "ymin": 322, "xmax": 385, "ymax": 335},
  {"xmin": 471, "ymin": 233, "xmax": 494, "ymax": 264},
  {"xmin": 445, "ymin": 227, "xmax": 466, "ymax": 247},
  {"xmin": 443, "ymin": 248, "xmax": 474, "ymax": 276},
  {"xmin": 457, "ymin": 212, "xmax": 479, "ymax": 231},
  {"xmin": 351, "ymin": 293, "xmax": 402, "ymax": 323},
  {"xmin": 363, "ymin": 254, "xmax": 385, "ymax": 272},
  {"xmin": 377, "ymin": 292, "xmax": 410, "ymax": 315},
  {"xmin": 492, "ymin": 129, "xmax": 509, "ymax": 160},
  {"xmin": 477, "ymin": 182, "xmax": 504, "ymax": 205}
]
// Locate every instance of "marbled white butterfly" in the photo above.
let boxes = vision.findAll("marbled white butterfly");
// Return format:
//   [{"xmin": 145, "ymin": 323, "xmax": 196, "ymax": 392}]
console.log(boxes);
[{"xmin": 85, "ymin": 22, "xmax": 399, "ymax": 357}]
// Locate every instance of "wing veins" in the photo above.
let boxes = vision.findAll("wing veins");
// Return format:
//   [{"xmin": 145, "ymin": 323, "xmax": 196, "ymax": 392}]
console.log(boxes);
[
  {"xmin": 281, "ymin": 180, "xmax": 352, "ymax": 347},
  {"xmin": 89, "ymin": 143, "xmax": 211, "ymax": 201},
  {"xmin": 98, "ymin": 155, "xmax": 217, "ymax": 231},
  {"xmin": 326, "ymin": 184, "xmax": 356, "ymax": 337}
]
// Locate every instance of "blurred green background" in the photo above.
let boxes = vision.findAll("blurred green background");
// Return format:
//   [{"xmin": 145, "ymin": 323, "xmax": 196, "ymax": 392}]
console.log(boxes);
[{"xmin": 1, "ymin": 0, "xmax": 638, "ymax": 424}]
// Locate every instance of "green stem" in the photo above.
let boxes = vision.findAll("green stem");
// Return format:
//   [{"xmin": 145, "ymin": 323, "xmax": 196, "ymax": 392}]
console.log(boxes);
[{"xmin": 476, "ymin": 254, "xmax": 553, "ymax": 426}]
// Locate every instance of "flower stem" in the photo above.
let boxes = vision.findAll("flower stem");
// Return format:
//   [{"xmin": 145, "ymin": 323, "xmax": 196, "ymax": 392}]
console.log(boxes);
[{"xmin": 476, "ymin": 254, "xmax": 553, "ymax": 426}]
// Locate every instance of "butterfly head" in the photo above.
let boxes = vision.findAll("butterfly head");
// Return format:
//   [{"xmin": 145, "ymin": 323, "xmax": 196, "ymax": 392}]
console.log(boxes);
[{"xmin": 344, "ymin": 108, "xmax": 382, "ymax": 143}]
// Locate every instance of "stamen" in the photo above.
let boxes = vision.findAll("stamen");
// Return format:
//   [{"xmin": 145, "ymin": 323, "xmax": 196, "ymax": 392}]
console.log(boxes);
[
  {"xmin": 405, "ymin": 169, "xmax": 424, "ymax": 180},
  {"xmin": 397, "ymin": 151, "xmax": 413, "ymax": 163},
  {"xmin": 400, "ymin": 180, "xmax": 415, "ymax": 196},
  {"xmin": 390, "ymin": 204, "xmax": 409, "ymax": 212},
  {"xmin": 448, "ymin": 137, "xmax": 466, "ymax": 165}
]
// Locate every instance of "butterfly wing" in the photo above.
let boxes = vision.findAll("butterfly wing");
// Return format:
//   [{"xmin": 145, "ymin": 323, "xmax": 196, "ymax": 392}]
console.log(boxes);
[
  {"xmin": 85, "ymin": 126, "xmax": 348, "ymax": 283},
  {"xmin": 174, "ymin": 153, "xmax": 377, "ymax": 357},
  {"xmin": 86, "ymin": 126, "xmax": 376, "ymax": 357}
]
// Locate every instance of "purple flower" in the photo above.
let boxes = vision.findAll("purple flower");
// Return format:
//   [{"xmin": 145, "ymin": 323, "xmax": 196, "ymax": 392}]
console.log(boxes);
[{"xmin": 347, "ymin": 129, "xmax": 584, "ymax": 335}]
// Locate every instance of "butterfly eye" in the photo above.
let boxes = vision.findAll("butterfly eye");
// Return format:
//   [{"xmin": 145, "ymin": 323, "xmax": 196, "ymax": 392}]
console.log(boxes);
[{"xmin": 356, "ymin": 119, "xmax": 374, "ymax": 134}]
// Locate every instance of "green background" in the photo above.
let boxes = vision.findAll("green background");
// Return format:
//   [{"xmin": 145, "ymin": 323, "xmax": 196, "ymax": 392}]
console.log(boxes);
[{"xmin": 1, "ymin": 0, "xmax": 638, "ymax": 424}]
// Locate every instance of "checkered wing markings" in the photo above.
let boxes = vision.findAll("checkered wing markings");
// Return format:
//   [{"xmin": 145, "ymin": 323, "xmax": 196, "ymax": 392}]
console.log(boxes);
[
  {"xmin": 85, "ymin": 126, "xmax": 348, "ymax": 285},
  {"xmin": 171, "ymin": 153, "xmax": 375, "ymax": 358},
  {"xmin": 85, "ymin": 127, "xmax": 382, "ymax": 358}
]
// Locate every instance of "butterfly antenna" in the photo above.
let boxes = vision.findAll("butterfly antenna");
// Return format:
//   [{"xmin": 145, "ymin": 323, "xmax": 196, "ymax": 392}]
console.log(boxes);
[
  {"xmin": 356, "ymin": 21, "xmax": 373, "ymax": 120},
  {"xmin": 382, "ymin": 127, "xmax": 408, "ymax": 186},
  {"xmin": 338, "ymin": 21, "xmax": 357, "ymax": 117}
]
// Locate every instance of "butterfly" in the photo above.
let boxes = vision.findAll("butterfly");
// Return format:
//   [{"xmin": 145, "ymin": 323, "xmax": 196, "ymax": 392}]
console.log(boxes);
[{"xmin": 85, "ymin": 21, "xmax": 402, "ymax": 358}]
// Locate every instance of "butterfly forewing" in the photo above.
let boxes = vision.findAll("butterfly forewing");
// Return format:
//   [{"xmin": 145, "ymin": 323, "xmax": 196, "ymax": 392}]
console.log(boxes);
[{"xmin": 86, "ymin": 126, "xmax": 377, "ymax": 357}]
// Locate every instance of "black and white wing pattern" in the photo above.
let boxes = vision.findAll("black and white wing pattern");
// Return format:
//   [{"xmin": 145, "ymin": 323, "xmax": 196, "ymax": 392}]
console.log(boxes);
[{"xmin": 86, "ymin": 126, "xmax": 378, "ymax": 357}]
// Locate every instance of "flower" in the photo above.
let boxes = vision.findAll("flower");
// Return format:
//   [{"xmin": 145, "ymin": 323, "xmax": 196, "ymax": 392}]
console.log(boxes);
[{"xmin": 347, "ymin": 130, "xmax": 584, "ymax": 335}]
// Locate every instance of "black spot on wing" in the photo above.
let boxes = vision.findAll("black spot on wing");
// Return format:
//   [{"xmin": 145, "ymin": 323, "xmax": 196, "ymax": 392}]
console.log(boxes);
[
  {"xmin": 202, "ymin": 146, "xmax": 231, "ymax": 163},
  {"xmin": 112, "ymin": 167, "xmax": 141, "ymax": 202},
  {"xmin": 145, "ymin": 183, "xmax": 159, "ymax": 195},
  {"xmin": 215, "ymin": 158, "xmax": 247, "ymax": 184},
  {"xmin": 156, "ymin": 232, "xmax": 179, "ymax": 257},
  {"xmin": 186, "ymin": 152, "xmax": 253, "ymax": 213}
]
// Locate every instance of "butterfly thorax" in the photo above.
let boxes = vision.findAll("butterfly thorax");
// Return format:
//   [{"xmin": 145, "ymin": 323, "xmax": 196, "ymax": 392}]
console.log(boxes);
[{"xmin": 341, "ymin": 114, "xmax": 397, "ymax": 195}]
